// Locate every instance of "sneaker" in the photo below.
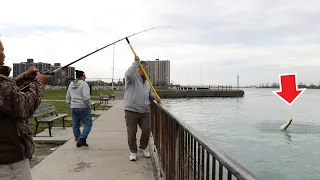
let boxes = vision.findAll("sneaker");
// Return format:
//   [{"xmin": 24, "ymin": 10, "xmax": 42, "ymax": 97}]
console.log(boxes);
[
  {"xmin": 139, "ymin": 148, "xmax": 150, "ymax": 158},
  {"xmin": 129, "ymin": 153, "xmax": 137, "ymax": 161}
]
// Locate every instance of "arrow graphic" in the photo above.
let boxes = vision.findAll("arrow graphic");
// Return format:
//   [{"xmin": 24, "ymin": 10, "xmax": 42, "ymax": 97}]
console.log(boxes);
[{"xmin": 272, "ymin": 73, "xmax": 306, "ymax": 106}]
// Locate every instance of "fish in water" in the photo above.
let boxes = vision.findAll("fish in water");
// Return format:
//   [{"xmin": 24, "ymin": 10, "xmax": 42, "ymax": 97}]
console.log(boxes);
[{"xmin": 279, "ymin": 118, "xmax": 293, "ymax": 130}]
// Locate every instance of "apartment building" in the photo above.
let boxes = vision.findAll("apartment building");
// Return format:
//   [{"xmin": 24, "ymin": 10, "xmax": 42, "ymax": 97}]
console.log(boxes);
[
  {"xmin": 12, "ymin": 59, "xmax": 75, "ymax": 86},
  {"xmin": 144, "ymin": 59, "xmax": 170, "ymax": 86}
]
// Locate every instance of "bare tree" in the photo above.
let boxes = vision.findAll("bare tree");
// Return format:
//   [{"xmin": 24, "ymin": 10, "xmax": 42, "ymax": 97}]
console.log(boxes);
[
  {"xmin": 271, "ymin": 82, "xmax": 279, "ymax": 88},
  {"xmin": 158, "ymin": 80, "xmax": 168, "ymax": 87},
  {"xmin": 58, "ymin": 70, "xmax": 67, "ymax": 86}
]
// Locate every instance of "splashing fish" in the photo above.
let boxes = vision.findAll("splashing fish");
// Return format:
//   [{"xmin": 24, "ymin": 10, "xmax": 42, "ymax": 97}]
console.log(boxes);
[{"xmin": 279, "ymin": 118, "xmax": 293, "ymax": 130}]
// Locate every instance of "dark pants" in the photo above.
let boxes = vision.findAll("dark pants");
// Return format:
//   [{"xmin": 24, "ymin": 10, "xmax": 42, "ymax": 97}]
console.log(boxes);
[{"xmin": 125, "ymin": 110, "xmax": 151, "ymax": 153}]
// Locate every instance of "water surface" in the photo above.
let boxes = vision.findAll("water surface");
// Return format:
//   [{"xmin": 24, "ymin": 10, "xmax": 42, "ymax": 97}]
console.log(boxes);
[{"xmin": 162, "ymin": 88, "xmax": 320, "ymax": 180}]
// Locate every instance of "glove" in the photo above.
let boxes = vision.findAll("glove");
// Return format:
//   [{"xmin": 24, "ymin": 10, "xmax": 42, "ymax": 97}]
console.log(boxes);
[{"xmin": 134, "ymin": 55, "xmax": 140, "ymax": 62}]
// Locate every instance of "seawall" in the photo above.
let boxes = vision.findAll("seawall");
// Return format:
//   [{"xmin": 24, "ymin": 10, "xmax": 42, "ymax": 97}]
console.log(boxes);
[{"xmin": 155, "ymin": 89, "xmax": 245, "ymax": 98}]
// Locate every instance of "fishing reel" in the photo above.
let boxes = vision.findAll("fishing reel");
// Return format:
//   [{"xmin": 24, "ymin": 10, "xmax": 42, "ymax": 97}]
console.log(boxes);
[{"xmin": 40, "ymin": 70, "xmax": 53, "ymax": 75}]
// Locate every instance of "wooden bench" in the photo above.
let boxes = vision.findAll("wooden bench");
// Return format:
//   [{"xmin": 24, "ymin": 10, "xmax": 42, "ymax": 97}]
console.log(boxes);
[
  {"xmin": 33, "ymin": 103, "xmax": 68, "ymax": 137},
  {"xmin": 99, "ymin": 94, "xmax": 109, "ymax": 104},
  {"xmin": 91, "ymin": 101, "xmax": 98, "ymax": 111},
  {"xmin": 109, "ymin": 93, "xmax": 116, "ymax": 101}
]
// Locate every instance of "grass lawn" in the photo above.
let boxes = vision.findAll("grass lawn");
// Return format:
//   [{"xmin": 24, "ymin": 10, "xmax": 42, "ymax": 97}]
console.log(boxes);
[
  {"xmin": 43, "ymin": 89, "xmax": 114, "ymax": 100},
  {"xmin": 29, "ymin": 100, "xmax": 102, "ymax": 135}
]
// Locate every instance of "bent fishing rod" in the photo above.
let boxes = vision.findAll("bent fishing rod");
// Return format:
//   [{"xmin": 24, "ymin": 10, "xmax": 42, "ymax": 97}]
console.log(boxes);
[
  {"xmin": 20, "ymin": 26, "xmax": 171, "ymax": 91},
  {"xmin": 125, "ymin": 37, "xmax": 162, "ymax": 104}
]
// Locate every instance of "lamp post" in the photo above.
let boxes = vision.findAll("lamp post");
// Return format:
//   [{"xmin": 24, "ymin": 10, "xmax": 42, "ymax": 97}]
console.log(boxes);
[{"xmin": 112, "ymin": 44, "xmax": 115, "ymax": 90}]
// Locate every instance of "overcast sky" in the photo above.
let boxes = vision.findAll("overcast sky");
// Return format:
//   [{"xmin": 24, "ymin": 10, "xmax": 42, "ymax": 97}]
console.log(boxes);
[{"xmin": 1, "ymin": 0, "xmax": 320, "ymax": 86}]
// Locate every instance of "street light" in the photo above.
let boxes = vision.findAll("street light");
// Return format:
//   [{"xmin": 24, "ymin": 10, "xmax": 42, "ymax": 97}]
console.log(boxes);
[{"xmin": 112, "ymin": 44, "xmax": 115, "ymax": 90}]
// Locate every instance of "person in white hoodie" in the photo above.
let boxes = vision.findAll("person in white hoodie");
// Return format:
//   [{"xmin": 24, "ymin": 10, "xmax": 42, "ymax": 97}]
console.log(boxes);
[{"xmin": 66, "ymin": 70, "xmax": 92, "ymax": 147}]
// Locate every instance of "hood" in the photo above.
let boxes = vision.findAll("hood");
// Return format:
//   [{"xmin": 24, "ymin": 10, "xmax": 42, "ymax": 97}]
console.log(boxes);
[{"xmin": 70, "ymin": 79, "xmax": 82, "ymax": 89}]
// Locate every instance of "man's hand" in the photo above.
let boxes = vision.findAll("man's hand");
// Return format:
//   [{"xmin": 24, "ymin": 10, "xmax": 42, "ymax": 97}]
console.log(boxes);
[
  {"xmin": 25, "ymin": 66, "xmax": 39, "ymax": 79},
  {"xmin": 35, "ymin": 72, "xmax": 51, "ymax": 85},
  {"xmin": 156, "ymin": 97, "xmax": 162, "ymax": 104},
  {"xmin": 134, "ymin": 55, "xmax": 140, "ymax": 62}
]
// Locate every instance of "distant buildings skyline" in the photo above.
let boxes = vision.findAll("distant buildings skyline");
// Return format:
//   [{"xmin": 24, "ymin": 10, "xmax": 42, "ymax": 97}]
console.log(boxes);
[
  {"xmin": 11, "ymin": 58, "xmax": 171, "ymax": 86},
  {"xmin": 12, "ymin": 58, "xmax": 75, "ymax": 86}
]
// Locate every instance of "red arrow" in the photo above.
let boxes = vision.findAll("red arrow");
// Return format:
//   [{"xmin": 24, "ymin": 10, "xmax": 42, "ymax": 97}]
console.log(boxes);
[{"xmin": 272, "ymin": 73, "xmax": 306, "ymax": 106}]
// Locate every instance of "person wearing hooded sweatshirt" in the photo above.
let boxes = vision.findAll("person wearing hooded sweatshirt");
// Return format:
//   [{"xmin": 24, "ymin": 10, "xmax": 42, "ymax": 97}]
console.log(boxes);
[
  {"xmin": 124, "ymin": 55, "xmax": 161, "ymax": 161},
  {"xmin": 66, "ymin": 70, "xmax": 93, "ymax": 147}
]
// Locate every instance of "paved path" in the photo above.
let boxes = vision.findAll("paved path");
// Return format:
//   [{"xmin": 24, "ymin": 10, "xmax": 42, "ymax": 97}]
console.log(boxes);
[{"xmin": 31, "ymin": 100, "xmax": 155, "ymax": 180}]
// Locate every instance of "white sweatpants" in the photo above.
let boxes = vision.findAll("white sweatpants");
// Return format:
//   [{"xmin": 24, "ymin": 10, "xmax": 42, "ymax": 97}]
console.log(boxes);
[{"xmin": 0, "ymin": 158, "xmax": 32, "ymax": 180}]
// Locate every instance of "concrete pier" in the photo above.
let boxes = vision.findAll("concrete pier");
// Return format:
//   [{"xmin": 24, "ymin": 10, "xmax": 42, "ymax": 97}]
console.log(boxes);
[{"xmin": 31, "ymin": 100, "xmax": 155, "ymax": 180}]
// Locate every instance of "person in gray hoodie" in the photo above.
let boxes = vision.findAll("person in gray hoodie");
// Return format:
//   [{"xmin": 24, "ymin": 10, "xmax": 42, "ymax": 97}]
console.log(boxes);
[
  {"xmin": 66, "ymin": 70, "xmax": 92, "ymax": 147},
  {"xmin": 124, "ymin": 55, "xmax": 161, "ymax": 161}
]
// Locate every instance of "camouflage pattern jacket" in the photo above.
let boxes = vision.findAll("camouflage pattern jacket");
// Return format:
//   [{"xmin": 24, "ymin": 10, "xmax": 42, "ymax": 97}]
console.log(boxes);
[{"xmin": 0, "ymin": 72, "xmax": 44, "ymax": 164}]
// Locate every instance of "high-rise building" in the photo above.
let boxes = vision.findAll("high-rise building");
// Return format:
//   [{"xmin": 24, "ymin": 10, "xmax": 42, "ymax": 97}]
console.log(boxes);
[
  {"xmin": 66, "ymin": 66, "xmax": 75, "ymax": 80},
  {"xmin": 12, "ymin": 59, "xmax": 75, "ymax": 86},
  {"xmin": 54, "ymin": 63, "xmax": 61, "ymax": 67},
  {"xmin": 144, "ymin": 59, "xmax": 170, "ymax": 86}
]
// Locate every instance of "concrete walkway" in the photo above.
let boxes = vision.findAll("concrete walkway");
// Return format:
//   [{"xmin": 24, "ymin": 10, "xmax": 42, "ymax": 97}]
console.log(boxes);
[{"xmin": 31, "ymin": 100, "xmax": 155, "ymax": 180}]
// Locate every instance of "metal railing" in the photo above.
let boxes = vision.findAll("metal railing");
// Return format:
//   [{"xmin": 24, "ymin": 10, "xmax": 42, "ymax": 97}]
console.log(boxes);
[{"xmin": 150, "ymin": 101, "xmax": 260, "ymax": 180}]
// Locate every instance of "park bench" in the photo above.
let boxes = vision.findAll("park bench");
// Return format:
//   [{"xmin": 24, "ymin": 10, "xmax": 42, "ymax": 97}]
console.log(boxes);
[
  {"xmin": 91, "ymin": 101, "xmax": 98, "ymax": 111},
  {"xmin": 99, "ymin": 93, "xmax": 109, "ymax": 104},
  {"xmin": 33, "ymin": 103, "xmax": 67, "ymax": 137},
  {"xmin": 108, "ymin": 93, "xmax": 116, "ymax": 101}
]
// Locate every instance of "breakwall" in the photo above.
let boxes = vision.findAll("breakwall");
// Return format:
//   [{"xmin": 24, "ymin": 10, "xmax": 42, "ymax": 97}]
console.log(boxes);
[{"xmin": 155, "ymin": 89, "xmax": 244, "ymax": 98}]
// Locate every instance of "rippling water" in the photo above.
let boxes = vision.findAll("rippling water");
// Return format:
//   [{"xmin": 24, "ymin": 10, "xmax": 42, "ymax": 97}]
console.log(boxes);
[{"xmin": 161, "ymin": 88, "xmax": 320, "ymax": 180}]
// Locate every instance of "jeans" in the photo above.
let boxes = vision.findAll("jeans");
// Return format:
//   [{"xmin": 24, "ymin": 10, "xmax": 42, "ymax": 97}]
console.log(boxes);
[{"xmin": 71, "ymin": 108, "xmax": 93, "ymax": 141}]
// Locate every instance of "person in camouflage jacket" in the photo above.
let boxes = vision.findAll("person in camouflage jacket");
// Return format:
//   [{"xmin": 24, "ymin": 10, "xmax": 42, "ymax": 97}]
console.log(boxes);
[{"xmin": 0, "ymin": 40, "xmax": 51, "ymax": 180}]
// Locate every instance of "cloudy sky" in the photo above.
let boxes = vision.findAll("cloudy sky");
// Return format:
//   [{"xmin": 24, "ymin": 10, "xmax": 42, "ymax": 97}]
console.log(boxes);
[{"xmin": 1, "ymin": 0, "xmax": 320, "ymax": 86}]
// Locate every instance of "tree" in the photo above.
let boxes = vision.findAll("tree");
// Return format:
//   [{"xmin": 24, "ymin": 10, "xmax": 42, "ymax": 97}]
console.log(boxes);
[
  {"xmin": 158, "ymin": 80, "xmax": 168, "ymax": 87},
  {"xmin": 58, "ymin": 70, "xmax": 67, "ymax": 86},
  {"xmin": 271, "ymin": 82, "xmax": 279, "ymax": 88},
  {"xmin": 298, "ymin": 81, "xmax": 307, "ymax": 88}
]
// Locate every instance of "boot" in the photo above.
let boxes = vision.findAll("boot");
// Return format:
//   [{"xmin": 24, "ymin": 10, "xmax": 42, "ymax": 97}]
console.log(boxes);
[{"xmin": 76, "ymin": 138, "xmax": 89, "ymax": 147}]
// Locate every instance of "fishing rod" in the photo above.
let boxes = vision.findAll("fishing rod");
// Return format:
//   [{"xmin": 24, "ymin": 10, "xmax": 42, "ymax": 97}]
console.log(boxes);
[
  {"xmin": 125, "ymin": 37, "xmax": 162, "ymax": 104},
  {"xmin": 20, "ymin": 25, "xmax": 172, "ymax": 91}
]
